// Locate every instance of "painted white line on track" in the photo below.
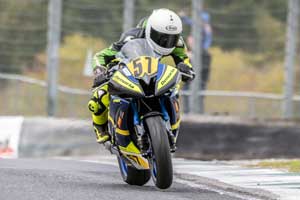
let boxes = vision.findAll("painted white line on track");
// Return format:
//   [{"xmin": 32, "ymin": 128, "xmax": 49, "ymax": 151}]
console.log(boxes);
[
  {"xmin": 62, "ymin": 156, "xmax": 266, "ymax": 200},
  {"xmin": 175, "ymin": 179, "xmax": 261, "ymax": 200},
  {"xmin": 173, "ymin": 159, "xmax": 298, "ymax": 200}
]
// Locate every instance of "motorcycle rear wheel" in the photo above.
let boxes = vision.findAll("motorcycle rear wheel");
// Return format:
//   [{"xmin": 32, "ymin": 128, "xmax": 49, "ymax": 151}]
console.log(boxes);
[{"xmin": 117, "ymin": 156, "xmax": 150, "ymax": 186}]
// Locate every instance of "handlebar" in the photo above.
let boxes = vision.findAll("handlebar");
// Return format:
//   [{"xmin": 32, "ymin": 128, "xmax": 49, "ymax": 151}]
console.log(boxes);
[{"xmin": 180, "ymin": 71, "xmax": 195, "ymax": 79}]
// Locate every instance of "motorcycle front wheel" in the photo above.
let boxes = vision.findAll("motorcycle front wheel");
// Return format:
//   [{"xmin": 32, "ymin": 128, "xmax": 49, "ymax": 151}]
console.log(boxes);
[{"xmin": 145, "ymin": 116, "xmax": 173, "ymax": 189}]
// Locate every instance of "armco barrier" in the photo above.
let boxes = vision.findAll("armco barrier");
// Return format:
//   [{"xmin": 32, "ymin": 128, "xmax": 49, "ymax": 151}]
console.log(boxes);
[
  {"xmin": 176, "ymin": 116, "xmax": 300, "ymax": 160},
  {"xmin": 18, "ymin": 116, "xmax": 300, "ymax": 159},
  {"xmin": 19, "ymin": 118, "xmax": 99, "ymax": 157}
]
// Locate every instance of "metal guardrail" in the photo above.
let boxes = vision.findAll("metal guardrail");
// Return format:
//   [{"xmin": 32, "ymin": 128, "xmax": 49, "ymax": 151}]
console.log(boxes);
[
  {"xmin": 181, "ymin": 90, "xmax": 300, "ymax": 101},
  {"xmin": 1, "ymin": 72, "xmax": 300, "ymax": 118},
  {"xmin": 181, "ymin": 90, "xmax": 300, "ymax": 118},
  {"xmin": 2, "ymin": 72, "xmax": 300, "ymax": 101},
  {"xmin": 0, "ymin": 72, "xmax": 90, "ymax": 95}
]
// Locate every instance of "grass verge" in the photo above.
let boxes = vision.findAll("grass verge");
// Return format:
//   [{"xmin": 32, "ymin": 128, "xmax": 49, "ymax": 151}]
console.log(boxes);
[{"xmin": 249, "ymin": 160, "xmax": 300, "ymax": 173}]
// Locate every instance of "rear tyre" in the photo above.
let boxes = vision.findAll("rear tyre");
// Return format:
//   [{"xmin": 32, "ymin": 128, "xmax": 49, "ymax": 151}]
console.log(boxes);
[
  {"xmin": 117, "ymin": 156, "xmax": 151, "ymax": 186},
  {"xmin": 145, "ymin": 116, "xmax": 173, "ymax": 189}
]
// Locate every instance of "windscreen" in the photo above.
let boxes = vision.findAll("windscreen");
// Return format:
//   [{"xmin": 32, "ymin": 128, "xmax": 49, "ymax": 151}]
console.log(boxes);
[{"xmin": 119, "ymin": 39, "xmax": 160, "ymax": 61}]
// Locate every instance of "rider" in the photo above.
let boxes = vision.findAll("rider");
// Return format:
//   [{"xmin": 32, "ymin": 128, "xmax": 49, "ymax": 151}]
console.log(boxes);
[{"xmin": 88, "ymin": 8, "xmax": 195, "ymax": 144}]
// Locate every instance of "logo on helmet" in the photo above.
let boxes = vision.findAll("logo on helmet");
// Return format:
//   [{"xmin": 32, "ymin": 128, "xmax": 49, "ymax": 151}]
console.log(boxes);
[{"xmin": 165, "ymin": 25, "xmax": 177, "ymax": 31}]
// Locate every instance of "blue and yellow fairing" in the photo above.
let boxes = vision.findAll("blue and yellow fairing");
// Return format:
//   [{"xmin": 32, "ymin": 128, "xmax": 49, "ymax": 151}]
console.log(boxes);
[
  {"xmin": 108, "ymin": 56, "xmax": 181, "ymax": 170},
  {"xmin": 109, "ymin": 56, "xmax": 179, "ymax": 97}
]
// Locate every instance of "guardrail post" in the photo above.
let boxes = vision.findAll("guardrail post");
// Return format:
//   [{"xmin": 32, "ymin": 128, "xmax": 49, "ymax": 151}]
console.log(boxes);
[
  {"xmin": 283, "ymin": 0, "xmax": 299, "ymax": 119},
  {"xmin": 123, "ymin": 0, "xmax": 135, "ymax": 32},
  {"xmin": 189, "ymin": 0, "xmax": 204, "ymax": 114},
  {"xmin": 46, "ymin": 0, "xmax": 62, "ymax": 116}
]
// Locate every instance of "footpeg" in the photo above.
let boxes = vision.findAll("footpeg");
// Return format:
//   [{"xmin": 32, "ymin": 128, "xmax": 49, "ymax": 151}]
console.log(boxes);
[
  {"xmin": 135, "ymin": 125, "xmax": 149, "ymax": 154},
  {"xmin": 137, "ymin": 135, "xmax": 150, "ymax": 154}
]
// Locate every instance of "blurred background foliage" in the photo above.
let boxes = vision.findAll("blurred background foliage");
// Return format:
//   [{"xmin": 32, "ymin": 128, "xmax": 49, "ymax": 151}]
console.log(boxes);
[
  {"xmin": 208, "ymin": 47, "xmax": 284, "ymax": 93},
  {"xmin": 1, "ymin": 0, "xmax": 299, "ymax": 118},
  {"xmin": 0, "ymin": 0, "xmax": 47, "ymax": 73},
  {"xmin": 0, "ymin": 0, "xmax": 296, "ymax": 93},
  {"xmin": 25, "ymin": 34, "xmax": 106, "ymax": 89}
]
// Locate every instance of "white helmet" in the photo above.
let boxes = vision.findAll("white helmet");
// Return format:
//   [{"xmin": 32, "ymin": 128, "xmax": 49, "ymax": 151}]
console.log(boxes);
[{"xmin": 145, "ymin": 9, "xmax": 182, "ymax": 55}]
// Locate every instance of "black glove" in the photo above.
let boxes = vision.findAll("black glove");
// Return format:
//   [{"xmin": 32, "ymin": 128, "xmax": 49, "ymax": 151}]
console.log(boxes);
[
  {"xmin": 107, "ymin": 59, "xmax": 120, "ymax": 69},
  {"xmin": 177, "ymin": 62, "xmax": 195, "ymax": 82},
  {"xmin": 92, "ymin": 73, "xmax": 108, "ymax": 88}
]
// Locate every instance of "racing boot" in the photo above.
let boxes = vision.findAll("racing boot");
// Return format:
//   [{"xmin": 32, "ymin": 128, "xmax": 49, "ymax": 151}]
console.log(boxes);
[{"xmin": 93, "ymin": 122, "xmax": 110, "ymax": 143}]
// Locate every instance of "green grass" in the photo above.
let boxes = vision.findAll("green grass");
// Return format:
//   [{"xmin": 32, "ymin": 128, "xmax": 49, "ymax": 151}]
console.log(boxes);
[{"xmin": 249, "ymin": 160, "xmax": 300, "ymax": 173}]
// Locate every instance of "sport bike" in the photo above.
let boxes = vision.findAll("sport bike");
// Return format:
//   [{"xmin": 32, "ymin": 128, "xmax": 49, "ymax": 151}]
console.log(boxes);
[{"xmin": 101, "ymin": 39, "xmax": 191, "ymax": 189}]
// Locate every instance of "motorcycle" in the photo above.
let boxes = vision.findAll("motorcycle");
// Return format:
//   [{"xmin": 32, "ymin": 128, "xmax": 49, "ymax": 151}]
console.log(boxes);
[{"xmin": 101, "ymin": 39, "xmax": 192, "ymax": 189}]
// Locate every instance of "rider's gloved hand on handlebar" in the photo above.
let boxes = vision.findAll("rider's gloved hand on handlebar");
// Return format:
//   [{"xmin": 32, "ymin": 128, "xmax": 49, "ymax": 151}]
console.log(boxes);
[
  {"xmin": 92, "ymin": 66, "xmax": 108, "ymax": 88},
  {"xmin": 177, "ymin": 62, "xmax": 195, "ymax": 82},
  {"xmin": 107, "ymin": 58, "xmax": 121, "ymax": 69},
  {"xmin": 105, "ymin": 58, "xmax": 122, "ymax": 78}
]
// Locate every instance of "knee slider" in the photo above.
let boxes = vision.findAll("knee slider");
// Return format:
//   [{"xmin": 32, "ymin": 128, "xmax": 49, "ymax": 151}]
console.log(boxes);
[
  {"xmin": 88, "ymin": 99, "xmax": 99, "ymax": 114},
  {"xmin": 88, "ymin": 89, "xmax": 108, "ymax": 115}
]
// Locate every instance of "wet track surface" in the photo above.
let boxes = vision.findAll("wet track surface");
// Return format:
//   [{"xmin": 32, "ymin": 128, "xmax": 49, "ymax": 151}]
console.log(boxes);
[{"xmin": 0, "ymin": 159, "xmax": 244, "ymax": 200}]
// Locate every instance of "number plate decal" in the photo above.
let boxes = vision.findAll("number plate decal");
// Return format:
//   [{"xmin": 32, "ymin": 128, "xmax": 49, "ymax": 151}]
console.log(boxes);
[{"xmin": 127, "ymin": 56, "xmax": 158, "ymax": 78}]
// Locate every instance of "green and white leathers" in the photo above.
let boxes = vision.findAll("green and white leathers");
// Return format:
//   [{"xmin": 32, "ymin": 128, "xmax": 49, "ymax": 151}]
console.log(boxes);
[
  {"xmin": 93, "ymin": 9, "xmax": 192, "ymax": 70},
  {"xmin": 88, "ymin": 9, "xmax": 193, "ymax": 144}
]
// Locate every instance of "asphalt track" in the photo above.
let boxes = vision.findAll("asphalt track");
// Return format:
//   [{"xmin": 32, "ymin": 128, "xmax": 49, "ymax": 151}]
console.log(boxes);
[{"xmin": 0, "ymin": 158, "xmax": 246, "ymax": 200}]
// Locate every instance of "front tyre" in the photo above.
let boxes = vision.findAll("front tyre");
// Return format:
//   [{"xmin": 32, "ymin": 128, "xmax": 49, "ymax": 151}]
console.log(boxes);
[
  {"xmin": 117, "ymin": 156, "xmax": 150, "ymax": 186},
  {"xmin": 145, "ymin": 116, "xmax": 173, "ymax": 189}
]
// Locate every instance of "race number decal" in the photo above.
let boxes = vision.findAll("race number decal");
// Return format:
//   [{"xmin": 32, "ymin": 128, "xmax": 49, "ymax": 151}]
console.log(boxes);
[{"xmin": 127, "ymin": 56, "xmax": 158, "ymax": 78}]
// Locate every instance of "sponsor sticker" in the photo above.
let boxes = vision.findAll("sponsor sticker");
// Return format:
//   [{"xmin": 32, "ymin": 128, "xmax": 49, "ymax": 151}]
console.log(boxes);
[
  {"xmin": 165, "ymin": 25, "xmax": 177, "ymax": 31},
  {"xmin": 0, "ymin": 117, "xmax": 23, "ymax": 158}
]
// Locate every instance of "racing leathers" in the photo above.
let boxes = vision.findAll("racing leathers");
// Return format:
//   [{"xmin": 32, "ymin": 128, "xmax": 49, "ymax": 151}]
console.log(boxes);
[{"xmin": 88, "ymin": 25, "xmax": 194, "ymax": 144}]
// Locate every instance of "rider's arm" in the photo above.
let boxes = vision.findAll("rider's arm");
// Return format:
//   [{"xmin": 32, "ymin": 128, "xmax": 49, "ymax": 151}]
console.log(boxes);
[
  {"xmin": 171, "ymin": 37, "xmax": 195, "ymax": 82},
  {"xmin": 170, "ymin": 37, "xmax": 193, "ymax": 69},
  {"xmin": 92, "ymin": 46, "xmax": 118, "ymax": 70},
  {"xmin": 92, "ymin": 28, "xmax": 145, "ymax": 70}
]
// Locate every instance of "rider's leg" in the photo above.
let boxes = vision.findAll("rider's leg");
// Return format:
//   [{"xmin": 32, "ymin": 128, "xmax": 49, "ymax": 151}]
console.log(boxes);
[{"xmin": 88, "ymin": 84, "xmax": 110, "ymax": 143}]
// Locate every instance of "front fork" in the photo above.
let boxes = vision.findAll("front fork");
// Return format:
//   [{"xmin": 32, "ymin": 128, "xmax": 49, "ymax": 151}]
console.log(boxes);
[
  {"xmin": 160, "ymin": 97, "xmax": 178, "ymax": 152},
  {"xmin": 131, "ymin": 101, "xmax": 149, "ymax": 155},
  {"xmin": 131, "ymin": 97, "xmax": 178, "ymax": 154}
]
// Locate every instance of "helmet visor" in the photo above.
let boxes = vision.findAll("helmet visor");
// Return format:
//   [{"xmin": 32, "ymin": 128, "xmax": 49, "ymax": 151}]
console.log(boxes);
[{"xmin": 150, "ymin": 27, "xmax": 180, "ymax": 49}]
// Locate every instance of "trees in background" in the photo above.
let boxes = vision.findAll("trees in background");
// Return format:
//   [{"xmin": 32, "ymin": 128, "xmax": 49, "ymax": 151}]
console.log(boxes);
[
  {"xmin": 0, "ymin": 0, "xmax": 47, "ymax": 73},
  {"xmin": 0, "ymin": 0, "xmax": 291, "ymax": 74}
]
